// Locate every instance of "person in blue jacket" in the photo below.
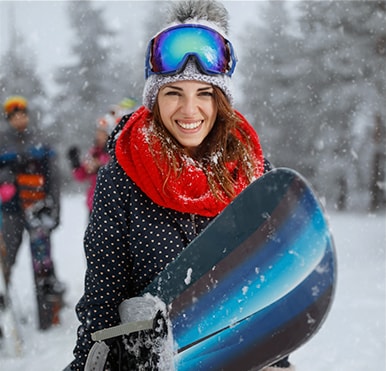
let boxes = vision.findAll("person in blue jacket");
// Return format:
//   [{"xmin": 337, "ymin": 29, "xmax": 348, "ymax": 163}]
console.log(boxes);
[{"xmin": 67, "ymin": 1, "xmax": 294, "ymax": 370}]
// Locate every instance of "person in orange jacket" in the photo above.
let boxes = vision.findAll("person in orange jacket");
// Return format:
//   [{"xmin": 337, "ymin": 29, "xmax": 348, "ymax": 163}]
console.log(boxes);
[{"xmin": 0, "ymin": 95, "xmax": 64, "ymax": 330}]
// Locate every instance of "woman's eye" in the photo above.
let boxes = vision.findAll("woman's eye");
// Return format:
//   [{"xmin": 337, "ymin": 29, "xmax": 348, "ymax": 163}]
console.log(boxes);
[
  {"xmin": 199, "ymin": 91, "xmax": 213, "ymax": 97},
  {"xmin": 165, "ymin": 91, "xmax": 180, "ymax": 96}
]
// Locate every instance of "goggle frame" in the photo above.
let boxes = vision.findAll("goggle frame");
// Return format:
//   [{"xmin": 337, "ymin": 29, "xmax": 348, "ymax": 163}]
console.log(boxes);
[{"xmin": 145, "ymin": 24, "xmax": 237, "ymax": 79}]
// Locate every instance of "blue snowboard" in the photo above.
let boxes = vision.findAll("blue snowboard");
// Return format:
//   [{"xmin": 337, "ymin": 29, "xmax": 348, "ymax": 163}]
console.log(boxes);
[{"xmin": 142, "ymin": 167, "xmax": 337, "ymax": 370}]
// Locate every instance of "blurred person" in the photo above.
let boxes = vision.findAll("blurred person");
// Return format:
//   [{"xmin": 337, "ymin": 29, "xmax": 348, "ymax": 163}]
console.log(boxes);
[
  {"xmin": 67, "ymin": 110, "xmax": 121, "ymax": 216},
  {"xmin": 67, "ymin": 99, "xmax": 138, "ymax": 217},
  {"xmin": 67, "ymin": 117, "xmax": 113, "ymax": 217},
  {"xmin": 0, "ymin": 95, "xmax": 64, "ymax": 330},
  {"xmin": 108, "ymin": 97, "xmax": 138, "ymax": 123},
  {"xmin": 66, "ymin": 1, "xmax": 294, "ymax": 370}
]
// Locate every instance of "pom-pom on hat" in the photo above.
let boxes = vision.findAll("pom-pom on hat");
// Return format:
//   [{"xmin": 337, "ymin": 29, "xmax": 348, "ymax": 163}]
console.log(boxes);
[
  {"xmin": 3, "ymin": 95, "xmax": 28, "ymax": 118},
  {"xmin": 142, "ymin": 0, "xmax": 236, "ymax": 110}
]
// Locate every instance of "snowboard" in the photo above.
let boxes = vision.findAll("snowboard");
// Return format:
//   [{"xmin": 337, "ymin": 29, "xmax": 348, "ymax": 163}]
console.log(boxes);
[
  {"xmin": 0, "ymin": 232, "xmax": 23, "ymax": 357},
  {"xmin": 30, "ymin": 227, "xmax": 63, "ymax": 330},
  {"xmin": 90, "ymin": 167, "xmax": 337, "ymax": 370},
  {"xmin": 25, "ymin": 201, "xmax": 65, "ymax": 330}
]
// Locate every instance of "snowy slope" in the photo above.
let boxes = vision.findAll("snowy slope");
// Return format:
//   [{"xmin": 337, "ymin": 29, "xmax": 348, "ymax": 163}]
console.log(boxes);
[{"xmin": 1, "ymin": 194, "xmax": 385, "ymax": 370}]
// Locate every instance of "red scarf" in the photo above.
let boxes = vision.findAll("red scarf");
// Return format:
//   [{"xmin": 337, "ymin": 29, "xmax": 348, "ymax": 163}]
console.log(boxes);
[{"xmin": 116, "ymin": 106, "xmax": 264, "ymax": 217}]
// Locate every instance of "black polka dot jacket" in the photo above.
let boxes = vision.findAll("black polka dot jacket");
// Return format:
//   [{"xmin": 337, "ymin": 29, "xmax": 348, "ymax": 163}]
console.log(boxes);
[
  {"xmin": 70, "ymin": 115, "xmax": 272, "ymax": 370},
  {"xmin": 70, "ymin": 125, "xmax": 215, "ymax": 370}
]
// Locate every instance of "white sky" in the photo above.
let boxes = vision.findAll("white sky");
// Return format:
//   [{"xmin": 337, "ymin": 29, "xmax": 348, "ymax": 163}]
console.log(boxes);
[{"xmin": 0, "ymin": 0, "xmax": 264, "ymax": 95}]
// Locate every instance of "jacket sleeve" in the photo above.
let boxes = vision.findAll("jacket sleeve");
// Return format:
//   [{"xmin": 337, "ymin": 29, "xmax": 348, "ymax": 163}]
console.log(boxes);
[
  {"xmin": 70, "ymin": 162, "xmax": 133, "ymax": 370},
  {"xmin": 72, "ymin": 166, "xmax": 89, "ymax": 182},
  {"xmin": 0, "ymin": 138, "xmax": 18, "ymax": 207},
  {"xmin": 0, "ymin": 136, "xmax": 17, "ymax": 186}
]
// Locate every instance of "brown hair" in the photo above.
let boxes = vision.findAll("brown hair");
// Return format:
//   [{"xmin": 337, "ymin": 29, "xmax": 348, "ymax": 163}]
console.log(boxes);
[{"xmin": 150, "ymin": 86, "xmax": 257, "ymax": 200}]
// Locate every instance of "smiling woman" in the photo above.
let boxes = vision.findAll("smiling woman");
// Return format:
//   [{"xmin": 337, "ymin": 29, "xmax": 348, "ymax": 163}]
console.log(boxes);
[
  {"xmin": 65, "ymin": 1, "xmax": 294, "ymax": 370},
  {"xmin": 65, "ymin": 1, "xmax": 274, "ymax": 370}
]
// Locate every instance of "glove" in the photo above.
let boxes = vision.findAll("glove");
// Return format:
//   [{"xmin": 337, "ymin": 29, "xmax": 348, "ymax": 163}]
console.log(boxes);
[
  {"xmin": 0, "ymin": 183, "xmax": 17, "ymax": 203},
  {"xmin": 67, "ymin": 146, "xmax": 81, "ymax": 169},
  {"xmin": 25, "ymin": 197, "xmax": 59, "ymax": 230}
]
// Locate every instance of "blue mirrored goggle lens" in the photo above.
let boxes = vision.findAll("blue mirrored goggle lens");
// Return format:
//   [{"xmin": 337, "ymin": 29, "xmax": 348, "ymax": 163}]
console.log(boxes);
[{"xmin": 146, "ymin": 24, "xmax": 237, "ymax": 78}]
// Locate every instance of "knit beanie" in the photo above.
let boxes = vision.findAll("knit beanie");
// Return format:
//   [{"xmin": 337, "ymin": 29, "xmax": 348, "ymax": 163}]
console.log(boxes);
[
  {"xmin": 142, "ymin": 0, "xmax": 235, "ymax": 110},
  {"xmin": 3, "ymin": 95, "xmax": 28, "ymax": 119}
]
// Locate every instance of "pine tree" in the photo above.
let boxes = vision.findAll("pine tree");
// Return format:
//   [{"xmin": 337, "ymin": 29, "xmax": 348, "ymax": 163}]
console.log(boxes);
[
  {"xmin": 0, "ymin": 5, "xmax": 47, "ymax": 130},
  {"xmin": 237, "ymin": 2, "xmax": 309, "ymax": 174},
  {"xmin": 297, "ymin": 0, "xmax": 386, "ymax": 210},
  {"xmin": 112, "ymin": 1, "xmax": 169, "ymax": 106},
  {"xmin": 51, "ymin": 0, "xmax": 124, "ymax": 182},
  {"xmin": 237, "ymin": 1, "xmax": 385, "ymax": 211}
]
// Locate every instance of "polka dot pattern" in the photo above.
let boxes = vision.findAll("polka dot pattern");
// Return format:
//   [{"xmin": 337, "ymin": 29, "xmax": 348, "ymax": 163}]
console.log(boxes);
[{"xmin": 71, "ymin": 159, "xmax": 212, "ymax": 370}]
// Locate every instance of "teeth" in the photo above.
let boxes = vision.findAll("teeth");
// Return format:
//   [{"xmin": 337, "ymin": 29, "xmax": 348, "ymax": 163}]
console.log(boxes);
[{"xmin": 177, "ymin": 120, "xmax": 202, "ymax": 129}]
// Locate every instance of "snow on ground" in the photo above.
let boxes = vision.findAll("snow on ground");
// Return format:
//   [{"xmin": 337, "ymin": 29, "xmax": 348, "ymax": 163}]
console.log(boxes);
[{"xmin": 2, "ymin": 194, "xmax": 385, "ymax": 370}]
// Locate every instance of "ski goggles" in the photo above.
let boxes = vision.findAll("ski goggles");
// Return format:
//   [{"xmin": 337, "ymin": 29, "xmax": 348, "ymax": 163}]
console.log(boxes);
[{"xmin": 145, "ymin": 24, "xmax": 237, "ymax": 78}]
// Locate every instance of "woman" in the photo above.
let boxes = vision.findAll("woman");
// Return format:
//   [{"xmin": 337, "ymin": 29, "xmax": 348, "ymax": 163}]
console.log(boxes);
[{"xmin": 68, "ymin": 1, "xmax": 294, "ymax": 370}]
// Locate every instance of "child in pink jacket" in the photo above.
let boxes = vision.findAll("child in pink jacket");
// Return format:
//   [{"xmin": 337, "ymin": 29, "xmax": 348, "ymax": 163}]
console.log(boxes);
[{"xmin": 67, "ymin": 117, "xmax": 113, "ymax": 215}]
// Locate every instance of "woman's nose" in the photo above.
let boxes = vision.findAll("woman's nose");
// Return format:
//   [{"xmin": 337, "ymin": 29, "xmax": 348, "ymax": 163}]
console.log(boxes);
[{"xmin": 180, "ymin": 96, "xmax": 198, "ymax": 116}]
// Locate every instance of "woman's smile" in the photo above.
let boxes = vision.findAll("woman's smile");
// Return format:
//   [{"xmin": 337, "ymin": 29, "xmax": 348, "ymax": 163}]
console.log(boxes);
[{"xmin": 176, "ymin": 120, "xmax": 203, "ymax": 130}]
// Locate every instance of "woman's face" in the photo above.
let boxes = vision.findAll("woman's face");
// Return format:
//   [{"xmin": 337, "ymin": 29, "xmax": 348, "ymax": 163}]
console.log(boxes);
[{"xmin": 157, "ymin": 80, "xmax": 217, "ymax": 155}]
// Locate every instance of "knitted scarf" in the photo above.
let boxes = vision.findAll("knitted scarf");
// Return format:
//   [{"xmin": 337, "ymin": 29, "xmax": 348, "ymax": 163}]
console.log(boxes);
[{"xmin": 116, "ymin": 106, "xmax": 264, "ymax": 217}]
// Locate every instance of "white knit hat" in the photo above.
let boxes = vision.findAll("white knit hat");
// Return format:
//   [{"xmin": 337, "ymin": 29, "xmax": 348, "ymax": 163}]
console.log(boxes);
[{"xmin": 142, "ymin": 0, "xmax": 235, "ymax": 110}]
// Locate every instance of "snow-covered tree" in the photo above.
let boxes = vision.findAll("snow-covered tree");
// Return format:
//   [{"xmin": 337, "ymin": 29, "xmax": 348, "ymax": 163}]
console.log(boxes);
[
  {"xmin": 51, "ymin": 0, "xmax": 126, "ymax": 182},
  {"xmin": 112, "ymin": 1, "xmax": 169, "ymax": 105},
  {"xmin": 0, "ymin": 9, "xmax": 47, "ymax": 131},
  {"xmin": 237, "ymin": 2, "xmax": 312, "ymax": 175},
  {"xmin": 237, "ymin": 0, "xmax": 385, "ymax": 211},
  {"xmin": 297, "ymin": 0, "xmax": 386, "ymax": 210},
  {"xmin": 53, "ymin": 3, "xmax": 119, "ymax": 138}
]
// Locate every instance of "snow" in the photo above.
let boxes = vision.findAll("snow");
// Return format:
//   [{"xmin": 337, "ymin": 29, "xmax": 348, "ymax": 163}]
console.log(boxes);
[
  {"xmin": 184, "ymin": 268, "xmax": 193, "ymax": 286},
  {"xmin": 2, "ymin": 194, "xmax": 385, "ymax": 370}
]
